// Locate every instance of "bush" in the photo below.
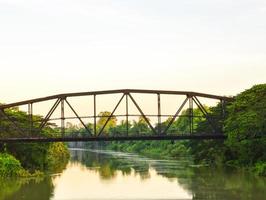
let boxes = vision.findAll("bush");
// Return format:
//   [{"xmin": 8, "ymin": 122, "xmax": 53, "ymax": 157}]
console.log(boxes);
[
  {"xmin": 254, "ymin": 162, "xmax": 266, "ymax": 176},
  {"xmin": 0, "ymin": 153, "xmax": 24, "ymax": 177}
]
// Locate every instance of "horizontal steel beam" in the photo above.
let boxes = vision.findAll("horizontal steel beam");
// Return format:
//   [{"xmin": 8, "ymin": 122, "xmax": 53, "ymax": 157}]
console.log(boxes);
[
  {"xmin": 0, "ymin": 89, "xmax": 234, "ymax": 109},
  {"xmin": 0, "ymin": 134, "xmax": 227, "ymax": 143}
]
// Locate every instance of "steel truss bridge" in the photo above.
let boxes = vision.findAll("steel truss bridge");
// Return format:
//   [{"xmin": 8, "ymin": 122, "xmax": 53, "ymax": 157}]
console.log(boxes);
[{"xmin": 0, "ymin": 89, "xmax": 233, "ymax": 143}]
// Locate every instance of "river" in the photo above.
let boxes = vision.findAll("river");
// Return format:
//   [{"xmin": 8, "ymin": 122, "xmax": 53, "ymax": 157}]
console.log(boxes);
[{"xmin": 1, "ymin": 148, "xmax": 265, "ymax": 200}]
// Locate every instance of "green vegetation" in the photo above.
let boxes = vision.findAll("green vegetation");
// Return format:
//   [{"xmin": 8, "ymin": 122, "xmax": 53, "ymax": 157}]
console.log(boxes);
[
  {"xmin": 0, "ymin": 142, "xmax": 69, "ymax": 177},
  {"xmin": 225, "ymin": 84, "xmax": 266, "ymax": 174},
  {"xmin": 79, "ymin": 84, "xmax": 266, "ymax": 176},
  {"xmin": 105, "ymin": 107, "xmax": 207, "ymax": 158},
  {"xmin": 107, "ymin": 140, "xmax": 189, "ymax": 158},
  {"xmin": 0, "ymin": 177, "xmax": 54, "ymax": 200},
  {"xmin": 0, "ymin": 153, "xmax": 25, "ymax": 177},
  {"xmin": 185, "ymin": 84, "xmax": 266, "ymax": 175},
  {"xmin": 0, "ymin": 105, "xmax": 70, "ymax": 177}
]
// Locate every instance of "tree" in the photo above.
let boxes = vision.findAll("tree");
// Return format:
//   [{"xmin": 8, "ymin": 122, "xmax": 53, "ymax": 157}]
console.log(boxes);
[
  {"xmin": 225, "ymin": 84, "xmax": 266, "ymax": 168},
  {"xmin": 96, "ymin": 111, "xmax": 117, "ymax": 135},
  {"xmin": 130, "ymin": 116, "xmax": 151, "ymax": 135},
  {"xmin": 109, "ymin": 120, "xmax": 132, "ymax": 136}
]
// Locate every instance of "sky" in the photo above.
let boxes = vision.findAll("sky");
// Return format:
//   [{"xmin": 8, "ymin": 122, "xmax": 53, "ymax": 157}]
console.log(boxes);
[{"xmin": 0, "ymin": 0, "xmax": 266, "ymax": 104}]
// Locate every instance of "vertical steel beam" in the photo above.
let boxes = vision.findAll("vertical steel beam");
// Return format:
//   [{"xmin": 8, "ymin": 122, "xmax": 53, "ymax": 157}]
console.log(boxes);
[
  {"xmin": 221, "ymin": 99, "xmax": 225, "ymax": 118},
  {"xmin": 157, "ymin": 93, "xmax": 161, "ymax": 135},
  {"xmin": 220, "ymin": 99, "xmax": 225, "ymax": 131},
  {"xmin": 28, "ymin": 103, "xmax": 33, "ymax": 136},
  {"xmin": 61, "ymin": 98, "xmax": 65, "ymax": 137},
  {"xmin": 189, "ymin": 97, "xmax": 193, "ymax": 134},
  {"xmin": 94, "ymin": 94, "xmax": 97, "ymax": 136},
  {"xmin": 126, "ymin": 93, "xmax": 129, "ymax": 136}
]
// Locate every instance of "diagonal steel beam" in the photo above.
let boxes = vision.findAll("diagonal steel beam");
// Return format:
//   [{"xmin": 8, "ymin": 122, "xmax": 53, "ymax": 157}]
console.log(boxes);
[
  {"xmin": 162, "ymin": 97, "xmax": 189, "ymax": 135},
  {"xmin": 98, "ymin": 94, "xmax": 125, "ymax": 136},
  {"xmin": 65, "ymin": 99, "xmax": 92, "ymax": 136},
  {"xmin": 192, "ymin": 96, "xmax": 217, "ymax": 133},
  {"xmin": 39, "ymin": 98, "xmax": 61, "ymax": 131},
  {"xmin": 128, "ymin": 93, "xmax": 157, "ymax": 135}
]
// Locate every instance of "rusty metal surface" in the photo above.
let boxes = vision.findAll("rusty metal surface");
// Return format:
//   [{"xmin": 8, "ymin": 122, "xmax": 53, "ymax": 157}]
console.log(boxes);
[{"xmin": 0, "ymin": 89, "xmax": 234, "ymax": 109}]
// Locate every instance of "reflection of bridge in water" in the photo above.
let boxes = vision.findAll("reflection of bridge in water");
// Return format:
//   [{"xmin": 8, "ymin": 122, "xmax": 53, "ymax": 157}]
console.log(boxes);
[{"xmin": 0, "ymin": 89, "xmax": 233, "ymax": 143}]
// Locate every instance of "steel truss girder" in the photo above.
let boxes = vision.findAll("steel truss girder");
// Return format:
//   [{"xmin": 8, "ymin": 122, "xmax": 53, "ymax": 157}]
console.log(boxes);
[{"xmin": 0, "ymin": 89, "xmax": 232, "ymax": 141}]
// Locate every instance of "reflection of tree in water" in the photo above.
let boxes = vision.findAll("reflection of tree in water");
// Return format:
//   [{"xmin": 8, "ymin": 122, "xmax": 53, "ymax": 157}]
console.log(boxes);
[
  {"xmin": 3, "ymin": 177, "xmax": 54, "ymax": 200},
  {"xmin": 175, "ymin": 167, "xmax": 266, "ymax": 200},
  {"xmin": 71, "ymin": 149, "xmax": 266, "ymax": 200},
  {"xmin": 70, "ymin": 149, "xmax": 151, "ymax": 180},
  {"xmin": 0, "ymin": 178, "xmax": 23, "ymax": 200},
  {"xmin": 1, "ymin": 156, "xmax": 69, "ymax": 200},
  {"xmin": 48, "ymin": 156, "xmax": 69, "ymax": 175},
  {"xmin": 154, "ymin": 161, "xmax": 266, "ymax": 200}
]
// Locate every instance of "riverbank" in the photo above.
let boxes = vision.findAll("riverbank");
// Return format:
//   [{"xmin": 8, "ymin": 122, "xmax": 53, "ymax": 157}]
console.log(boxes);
[
  {"xmin": 0, "ymin": 100, "xmax": 70, "ymax": 178},
  {"xmin": 106, "ymin": 139, "xmax": 266, "ymax": 177},
  {"xmin": 106, "ymin": 140, "xmax": 189, "ymax": 159},
  {"xmin": 0, "ymin": 142, "xmax": 70, "ymax": 178}
]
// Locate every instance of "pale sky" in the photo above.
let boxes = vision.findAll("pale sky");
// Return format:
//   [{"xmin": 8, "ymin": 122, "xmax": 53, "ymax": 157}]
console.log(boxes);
[{"xmin": 1, "ymin": 0, "xmax": 266, "ymax": 104}]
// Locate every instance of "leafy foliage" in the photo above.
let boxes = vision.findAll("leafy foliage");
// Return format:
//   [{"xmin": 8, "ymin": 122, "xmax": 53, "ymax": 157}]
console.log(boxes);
[
  {"xmin": 97, "ymin": 111, "xmax": 117, "ymax": 135},
  {"xmin": 0, "ymin": 104, "xmax": 70, "ymax": 176},
  {"xmin": 224, "ymin": 84, "xmax": 266, "ymax": 170},
  {"xmin": 0, "ymin": 153, "xmax": 23, "ymax": 177},
  {"xmin": 187, "ymin": 84, "xmax": 266, "ymax": 175}
]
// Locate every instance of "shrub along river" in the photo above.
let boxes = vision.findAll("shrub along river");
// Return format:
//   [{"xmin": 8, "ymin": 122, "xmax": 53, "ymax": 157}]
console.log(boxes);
[{"xmin": 1, "ymin": 148, "xmax": 265, "ymax": 200}]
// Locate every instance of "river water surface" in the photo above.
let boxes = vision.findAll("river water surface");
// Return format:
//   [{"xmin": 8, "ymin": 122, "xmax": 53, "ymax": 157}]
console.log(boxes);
[{"xmin": 1, "ymin": 148, "xmax": 265, "ymax": 200}]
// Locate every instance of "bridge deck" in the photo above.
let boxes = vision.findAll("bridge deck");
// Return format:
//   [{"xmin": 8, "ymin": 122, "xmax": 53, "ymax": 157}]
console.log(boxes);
[{"xmin": 0, "ymin": 134, "xmax": 226, "ymax": 143}]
